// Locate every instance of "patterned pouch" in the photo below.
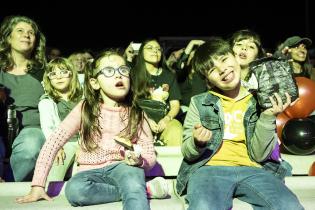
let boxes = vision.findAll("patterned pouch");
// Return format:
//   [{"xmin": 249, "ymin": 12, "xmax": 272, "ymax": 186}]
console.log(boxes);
[
  {"xmin": 250, "ymin": 57, "xmax": 299, "ymax": 109},
  {"xmin": 137, "ymin": 99, "xmax": 168, "ymax": 123}
]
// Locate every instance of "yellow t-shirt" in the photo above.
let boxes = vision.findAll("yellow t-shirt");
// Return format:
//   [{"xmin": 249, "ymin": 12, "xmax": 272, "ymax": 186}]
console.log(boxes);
[{"xmin": 206, "ymin": 87, "xmax": 260, "ymax": 167}]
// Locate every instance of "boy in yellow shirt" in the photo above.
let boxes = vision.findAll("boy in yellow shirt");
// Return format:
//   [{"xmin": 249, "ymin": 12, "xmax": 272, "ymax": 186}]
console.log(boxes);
[{"xmin": 176, "ymin": 37, "xmax": 304, "ymax": 210}]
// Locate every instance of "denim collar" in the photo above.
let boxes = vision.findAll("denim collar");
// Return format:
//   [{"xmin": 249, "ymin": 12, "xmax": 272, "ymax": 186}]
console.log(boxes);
[{"xmin": 201, "ymin": 92, "xmax": 219, "ymax": 106}]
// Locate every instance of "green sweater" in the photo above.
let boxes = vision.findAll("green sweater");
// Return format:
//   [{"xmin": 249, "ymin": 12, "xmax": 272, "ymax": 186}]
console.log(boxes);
[{"xmin": 0, "ymin": 70, "xmax": 44, "ymax": 128}]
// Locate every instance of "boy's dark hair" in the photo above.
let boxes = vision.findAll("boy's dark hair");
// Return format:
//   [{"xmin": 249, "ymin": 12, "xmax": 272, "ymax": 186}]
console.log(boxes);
[{"xmin": 192, "ymin": 37, "xmax": 232, "ymax": 79}]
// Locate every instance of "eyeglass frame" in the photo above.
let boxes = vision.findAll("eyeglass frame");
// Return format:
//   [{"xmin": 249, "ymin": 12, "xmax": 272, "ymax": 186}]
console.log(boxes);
[
  {"xmin": 47, "ymin": 69, "xmax": 72, "ymax": 80},
  {"xmin": 95, "ymin": 65, "xmax": 131, "ymax": 78}
]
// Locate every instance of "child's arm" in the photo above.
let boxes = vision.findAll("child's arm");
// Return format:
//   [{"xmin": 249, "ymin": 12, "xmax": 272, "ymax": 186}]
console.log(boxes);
[
  {"xmin": 39, "ymin": 97, "xmax": 67, "ymax": 165},
  {"xmin": 249, "ymin": 93, "xmax": 292, "ymax": 162},
  {"xmin": 133, "ymin": 115, "xmax": 156, "ymax": 171},
  {"xmin": 249, "ymin": 113, "xmax": 278, "ymax": 162},
  {"xmin": 181, "ymin": 99, "xmax": 211, "ymax": 161},
  {"xmin": 16, "ymin": 186, "xmax": 52, "ymax": 204},
  {"xmin": 38, "ymin": 97, "xmax": 61, "ymax": 139},
  {"xmin": 17, "ymin": 103, "xmax": 83, "ymax": 203},
  {"xmin": 31, "ymin": 102, "xmax": 83, "ymax": 188}
]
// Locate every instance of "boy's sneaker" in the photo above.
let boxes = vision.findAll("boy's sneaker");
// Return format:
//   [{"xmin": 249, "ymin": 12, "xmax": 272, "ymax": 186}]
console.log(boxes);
[{"xmin": 146, "ymin": 177, "xmax": 169, "ymax": 199}]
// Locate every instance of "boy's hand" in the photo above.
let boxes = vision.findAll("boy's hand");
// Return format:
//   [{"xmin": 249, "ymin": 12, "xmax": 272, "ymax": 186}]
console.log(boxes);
[
  {"xmin": 193, "ymin": 124, "xmax": 212, "ymax": 147},
  {"xmin": 263, "ymin": 92, "xmax": 292, "ymax": 116},
  {"xmin": 16, "ymin": 186, "xmax": 52, "ymax": 204}
]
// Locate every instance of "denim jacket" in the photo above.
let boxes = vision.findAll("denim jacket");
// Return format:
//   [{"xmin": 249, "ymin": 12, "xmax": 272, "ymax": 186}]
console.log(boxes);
[{"xmin": 176, "ymin": 92, "xmax": 292, "ymax": 195}]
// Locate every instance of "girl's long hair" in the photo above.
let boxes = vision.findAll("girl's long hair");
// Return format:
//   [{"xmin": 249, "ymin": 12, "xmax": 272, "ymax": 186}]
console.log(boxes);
[
  {"xmin": 132, "ymin": 38, "xmax": 170, "ymax": 102},
  {"xmin": 0, "ymin": 15, "xmax": 46, "ymax": 72},
  {"xmin": 43, "ymin": 57, "xmax": 82, "ymax": 102},
  {"xmin": 81, "ymin": 49, "xmax": 145, "ymax": 152}
]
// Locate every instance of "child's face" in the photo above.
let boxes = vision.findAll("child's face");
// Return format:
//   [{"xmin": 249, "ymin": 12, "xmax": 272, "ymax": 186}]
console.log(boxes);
[
  {"xmin": 96, "ymin": 55, "xmax": 130, "ymax": 102},
  {"xmin": 48, "ymin": 67, "xmax": 72, "ymax": 94},
  {"xmin": 143, "ymin": 40, "xmax": 162, "ymax": 65},
  {"xmin": 206, "ymin": 52, "xmax": 241, "ymax": 92},
  {"xmin": 233, "ymin": 38, "xmax": 259, "ymax": 67},
  {"xmin": 289, "ymin": 43, "xmax": 308, "ymax": 62},
  {"xmin": 8, "ymin": 21, "xmax": 36, "ymax": 55}
]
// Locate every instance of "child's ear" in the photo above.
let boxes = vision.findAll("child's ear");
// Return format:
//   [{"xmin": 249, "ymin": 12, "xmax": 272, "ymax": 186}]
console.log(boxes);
[{"xmin": 89, "ymin": 78, "xmax": 100, "ymax": 90}]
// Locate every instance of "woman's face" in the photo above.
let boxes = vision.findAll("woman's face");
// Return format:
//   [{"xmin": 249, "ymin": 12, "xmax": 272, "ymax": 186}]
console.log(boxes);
[
  {"xmin": 233, "ymin": 38, "xmax": 259, "ymax": 68},
  {"xmin": 289, "ymin": 43, "xmax": 308, "ymax": 62},
  {"xmin": 143, "ymin": 40, "xmax": 162, "ymax": 65},
  {"xmin": 8, "ymin": 21, "xmax": 36, "ymax": 55},
  {"xmin": 71, "ymin": 54, "xmax": 86, "ymax": 73}
]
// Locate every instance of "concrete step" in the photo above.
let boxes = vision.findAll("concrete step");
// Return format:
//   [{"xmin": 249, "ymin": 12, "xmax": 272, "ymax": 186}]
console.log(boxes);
[{"xmin": 1, "ymin": 177, "xmax": 315, "ymax": 210}]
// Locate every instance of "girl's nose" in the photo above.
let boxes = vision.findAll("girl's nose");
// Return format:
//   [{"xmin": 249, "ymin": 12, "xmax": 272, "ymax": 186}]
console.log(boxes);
[
  {"xmin": 115, "ymin": 72, "xmax": 122, "ymax": 78},
  {"xmin": 56, "ymin": 73, "xmax": 63, "ymax": 79}
]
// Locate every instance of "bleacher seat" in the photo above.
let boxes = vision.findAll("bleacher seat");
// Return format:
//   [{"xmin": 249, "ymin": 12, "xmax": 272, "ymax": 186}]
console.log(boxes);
[{"xmin": 0, "ymin": 147, "xmax": 314, "ymax": 210}]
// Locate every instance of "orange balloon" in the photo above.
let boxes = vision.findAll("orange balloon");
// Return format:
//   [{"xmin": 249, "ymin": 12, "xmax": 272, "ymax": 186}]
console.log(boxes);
[
  {"xmin": 284, "ymin": 77, "xmax": 315, "ymax": 118},
  {"xmin": 309, "ymin": 161, "xmax": 315, "ymax": 176},
  {"xmin": 276, "ymin": 112, "xmax": 291, "ymax": 142}
]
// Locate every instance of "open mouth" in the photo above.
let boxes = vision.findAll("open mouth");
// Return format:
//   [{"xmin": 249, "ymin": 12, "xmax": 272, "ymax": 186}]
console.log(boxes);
[
  {"xmin": 239, "ymin": 52, "xmax": 247, "ymax": 59},
  {"xmin": 115, "ymin": 81, "xmax": 124, "ymax": 88}
]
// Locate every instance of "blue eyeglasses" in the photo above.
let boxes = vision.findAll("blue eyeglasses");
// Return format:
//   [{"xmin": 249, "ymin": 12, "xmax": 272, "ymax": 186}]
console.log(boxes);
[{"xmin": 96, "ymin": 65, "xmax": 130, "ymax": 78}]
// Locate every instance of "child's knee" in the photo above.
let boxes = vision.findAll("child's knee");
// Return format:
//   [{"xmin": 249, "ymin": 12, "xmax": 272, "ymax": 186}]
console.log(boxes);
[{"xmin": 161, "ymin": 119, "xmax": 183, "ymax": 146}]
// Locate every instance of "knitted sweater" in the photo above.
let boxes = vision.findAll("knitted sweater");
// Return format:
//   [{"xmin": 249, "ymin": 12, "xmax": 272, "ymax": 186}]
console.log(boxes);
[{"xmin": 32, "ymin": 101, "xmax": 156, "ymax": 187}]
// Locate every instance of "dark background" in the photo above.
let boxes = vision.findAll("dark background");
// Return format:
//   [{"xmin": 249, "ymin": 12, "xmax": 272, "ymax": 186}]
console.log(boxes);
[{"xmin": 1, "ymin": 0, "xmax": 314, "ymax": 56}]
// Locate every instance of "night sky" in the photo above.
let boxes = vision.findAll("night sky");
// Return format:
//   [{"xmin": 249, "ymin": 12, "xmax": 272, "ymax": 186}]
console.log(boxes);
[{"xmin": 1, "ymin": 0, "xmax": 314, "ymax": 56}]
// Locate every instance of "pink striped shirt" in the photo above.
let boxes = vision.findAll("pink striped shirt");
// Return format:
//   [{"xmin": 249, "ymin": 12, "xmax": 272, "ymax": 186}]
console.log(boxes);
[{"xmin": 32, "ymin": 101, "xmax": 156, "ymax": 187}]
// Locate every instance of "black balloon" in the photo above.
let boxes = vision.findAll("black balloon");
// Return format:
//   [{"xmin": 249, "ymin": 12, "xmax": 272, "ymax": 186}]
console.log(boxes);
[
  {"xmin": 282, "ymin": 118, "xmax": 315, "ymax": 155},
  {"xmin": 307, "ymin": 115, "xmax": 315, "ymax": 123}
]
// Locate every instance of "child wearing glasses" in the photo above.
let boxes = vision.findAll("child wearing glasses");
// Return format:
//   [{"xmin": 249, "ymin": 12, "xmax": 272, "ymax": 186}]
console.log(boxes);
[
  {"xmin": 16, "ymin": 49, "xmax": 168, "ymax": 208},
  {"xmin": 39, "ymin": 57, "xmax": 83, "ymax": 183}
]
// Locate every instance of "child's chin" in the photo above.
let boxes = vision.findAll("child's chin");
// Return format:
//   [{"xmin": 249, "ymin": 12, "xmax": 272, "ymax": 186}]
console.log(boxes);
[{"xmin": 224, "ymin": 82, "xmax": 240, "ymax": 90}]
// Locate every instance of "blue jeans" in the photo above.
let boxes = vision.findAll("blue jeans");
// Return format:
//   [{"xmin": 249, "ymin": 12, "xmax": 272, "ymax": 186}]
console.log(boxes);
[
  {"xmin": 0, "ymin": 136, "xmax": 5, "ymax": 178},
  {"xmin": 65, "ymin": 162, "xmax": 150, "ymax": 210},
  {"xmin": 186, "ymin": 166, "xmax": 304, "ymax": 210},
  {"xmin": 10, "ymin": 127, "xmax": 45, "ymax": 181}
]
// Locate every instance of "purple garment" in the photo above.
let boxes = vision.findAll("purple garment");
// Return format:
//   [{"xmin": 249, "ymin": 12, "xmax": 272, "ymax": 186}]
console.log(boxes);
[
  {"xmin": 269, "ymin": 142, "xmax": 281, "ymax": 162},
  {"xmin": 47, "ymin": 181, "xmax": 65, "ymax": 197}
]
